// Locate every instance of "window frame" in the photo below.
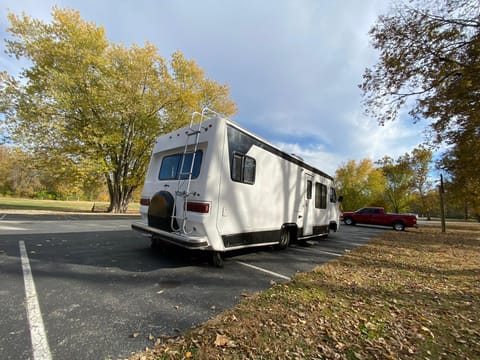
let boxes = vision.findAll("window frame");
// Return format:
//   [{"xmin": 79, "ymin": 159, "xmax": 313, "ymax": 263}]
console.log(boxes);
[
  {"xmin": 231, "ymin": 151, "xmax": 256, "ymax": 185},
  {"xmin": 158, "ymin": 150, "xmax": 203, "ymax": 181},
  {"xmin": 315, "ymin": 182, "xmax": 327, "ymax": 209},
  {"xmin": 330, "ymin": 187, "xmax": 337, "ymax": 203},
  {"xmin": 306, "ymin": 180, "xmax": 313, "ymax": 200}
]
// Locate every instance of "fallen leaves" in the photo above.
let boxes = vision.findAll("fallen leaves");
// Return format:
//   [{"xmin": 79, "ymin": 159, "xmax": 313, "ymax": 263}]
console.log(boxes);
[
  {"xmin": 128, "ymin": 227, "xmax": 480, "ymax": 360},
  {"xmin": 213, "ymin": 334, "xmax": 229, "ymax": 347}
]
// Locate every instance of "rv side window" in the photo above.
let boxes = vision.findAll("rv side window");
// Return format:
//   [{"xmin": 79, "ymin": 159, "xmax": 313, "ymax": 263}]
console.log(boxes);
[
  {"xmin": 231, "ymin": 152, "xmax": 256, "ymax": 184},
  {"xmin": 315, "ymin": 182, "xmax": 327, "ymax": 209},
  {"xmin": 232, "ymin": 154, "xmax": 243, "ymax": 182},
  {"xmin": 330, "ymin": 187, "xmax": 337, "ymax": 203},
  {"xmin": 306, "ymin": 180, "xmax": 312, "ymax": 199},
  {"xmin": 158, "ymin": 150, "xmax": 203, "ymax": 180}
]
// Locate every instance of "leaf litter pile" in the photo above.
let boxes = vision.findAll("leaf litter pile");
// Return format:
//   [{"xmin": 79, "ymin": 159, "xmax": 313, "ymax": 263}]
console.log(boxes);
[{"xmin": 130, "ymin": 225, "xmax": 480, "ymax": 359}]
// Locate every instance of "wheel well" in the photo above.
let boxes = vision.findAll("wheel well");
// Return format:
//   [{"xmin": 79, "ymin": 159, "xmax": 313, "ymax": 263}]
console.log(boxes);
[
  {"xmin": 282, "ymin": 223, "xmax": 298, "ymax": 241},
  {"xmin": 329, "ymin": 221, "xmax": 338, "ymax": 232}
]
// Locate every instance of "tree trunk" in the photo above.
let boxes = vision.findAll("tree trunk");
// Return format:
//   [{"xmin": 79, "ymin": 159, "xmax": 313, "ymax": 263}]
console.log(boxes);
[{"xmin": 105, "ymin": 173, "xmax": 135, "ymax": 213}]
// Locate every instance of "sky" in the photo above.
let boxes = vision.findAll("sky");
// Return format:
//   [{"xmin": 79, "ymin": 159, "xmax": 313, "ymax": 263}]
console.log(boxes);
[{"xmin": 0, "ymin": 0, "xmax": 431, "ymax": 175}]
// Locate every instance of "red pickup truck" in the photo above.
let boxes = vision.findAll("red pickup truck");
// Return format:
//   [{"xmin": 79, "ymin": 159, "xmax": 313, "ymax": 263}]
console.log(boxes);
[{"xmin": 341, "ymin": 207, "xmax": 417, "ymax": 231}]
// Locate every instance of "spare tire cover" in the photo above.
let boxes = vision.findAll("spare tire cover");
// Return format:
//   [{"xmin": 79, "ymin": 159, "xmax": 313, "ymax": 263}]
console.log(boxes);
[{"xmin": 148, "ymin": 191, "xmax": 176, "ymax": 231}]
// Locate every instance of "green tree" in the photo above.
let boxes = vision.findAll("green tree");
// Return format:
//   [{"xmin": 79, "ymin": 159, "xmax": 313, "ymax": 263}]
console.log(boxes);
[
  {"xmin": 408, "ymin": 146, "xmax": 433, "ymax": 218},
  {"xmin": 376, "ymin": 155, "xmax": 414, "ymax": 213},
  {"xmin": 335, "ymin": 159, "xmax": 386, "ymax": 211},
  {"xmin": 0, "ymin": 145, "xmax": 42, "ymax": 197},
  {"xmin": 0, "ymin": 7, "xmax": 236, "ymax": 212},
  {"xmin": 360, "ymin": 0, "xmax": 479, "ymax": 217},
  {"xmin": 440, "ymin": 136, "xmax": 480, "ymax": 220}
]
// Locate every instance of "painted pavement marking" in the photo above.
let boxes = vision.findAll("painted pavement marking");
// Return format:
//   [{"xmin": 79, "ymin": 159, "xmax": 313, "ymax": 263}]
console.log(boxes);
[
  {"xmin": 19, "ymin": 240, "xmax": 52, "ymax": 360},
  {"xmin": 236, "ymin": 261, "xmax": 291, "ymax": 281}
]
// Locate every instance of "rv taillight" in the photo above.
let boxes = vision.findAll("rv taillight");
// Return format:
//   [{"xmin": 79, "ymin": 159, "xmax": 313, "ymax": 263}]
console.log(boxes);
[
  {"xmin": 187, "ymin": 202, "xmax": 210, "ymax": 213},
  {"xmin": 140, "ymin": 198, "xmax": 151, "ymax": 206}
]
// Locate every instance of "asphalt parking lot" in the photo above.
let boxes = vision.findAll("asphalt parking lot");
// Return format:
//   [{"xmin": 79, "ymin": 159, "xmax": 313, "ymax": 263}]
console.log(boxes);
[{"xmin": 0, "ymin": 213, "xmax": 384, "ymax": 360}]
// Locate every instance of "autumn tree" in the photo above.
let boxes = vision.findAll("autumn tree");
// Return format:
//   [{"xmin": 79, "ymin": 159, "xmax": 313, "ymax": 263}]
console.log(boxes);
[
  {"xmin": 440, "ymin": 137, "xmax": 480, "ymax": 220},
  {"xmin": 0, "ymin": 7, "xmax": 236, "ymax": 212},
  {"xmin": 0, "ymin": 145, "xmax": 42, "ymax": 197},
  {"xmin": 376, "ymin": 155, "xmax": 414, "ymax": 213},
  {"xmin": 407, "ymin": 146, "xmax": 433, "ymax": 218},
  {"xmin": 335, "ymin": 159, "xmax": 386, "ymax": 211},
  {"xmin": 360, "ymin": 0, "xmax": 479, "ymax": 216}
]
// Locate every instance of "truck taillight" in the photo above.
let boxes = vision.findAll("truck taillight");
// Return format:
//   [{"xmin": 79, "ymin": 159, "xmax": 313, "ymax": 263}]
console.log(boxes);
[
  {"xmin": 187, "ymin": 202, "xmax": 210, "ymax": 213},
  {"xmin": 140, "ymin": 198, "xmax": 150, "ymax": 206}
]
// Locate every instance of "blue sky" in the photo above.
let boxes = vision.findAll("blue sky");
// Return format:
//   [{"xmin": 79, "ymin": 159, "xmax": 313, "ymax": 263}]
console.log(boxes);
[{"xmin": 0, "ymin": 0, "xmax": 431, "ymax": 175}]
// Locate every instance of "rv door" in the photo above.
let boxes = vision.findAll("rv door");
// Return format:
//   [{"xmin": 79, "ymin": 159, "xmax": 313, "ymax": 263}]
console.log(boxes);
[{"xmin": 301, "ymin": 174, "xmax": 314, "ymax": 236}]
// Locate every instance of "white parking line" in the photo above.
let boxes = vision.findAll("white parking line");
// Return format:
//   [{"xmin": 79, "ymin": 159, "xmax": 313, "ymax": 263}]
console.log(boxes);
[
  {"xmin": 0, "ymin": 214, "xmax": 6, "ymax": 220},
  {"xmin": 316, "ymin": 250, "xmax": 343, "ymax": 257},
  {"xmin": 236, "ymin": 261, "xmax": 291, "ymax": 281},
  {"xmin": 19, "ymin": 241, "xmax": 52, "ymax": 360}
]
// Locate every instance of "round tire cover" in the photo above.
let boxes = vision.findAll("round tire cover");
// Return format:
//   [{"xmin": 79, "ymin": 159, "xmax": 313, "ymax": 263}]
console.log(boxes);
[{"xmin": 148, "ymin": 191, "xmax": 175, "ymax": 231}]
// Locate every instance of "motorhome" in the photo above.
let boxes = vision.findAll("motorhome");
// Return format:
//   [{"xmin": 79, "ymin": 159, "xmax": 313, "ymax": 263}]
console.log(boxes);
[{"xmin": 132, "ymin": 109, "xmax": 342, "ymax": 267}]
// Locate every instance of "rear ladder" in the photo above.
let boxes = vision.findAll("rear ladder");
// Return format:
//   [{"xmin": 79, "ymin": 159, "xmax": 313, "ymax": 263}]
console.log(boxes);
[{"xmin": 170, "ymin": 108, "xmax": 211, "ymax": 234}]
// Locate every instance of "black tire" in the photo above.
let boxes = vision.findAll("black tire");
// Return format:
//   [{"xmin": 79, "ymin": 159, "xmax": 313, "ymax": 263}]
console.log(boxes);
[
  {"xmin": 393, "ymin": 221, "xmax": 405, "ymax": 231},
  {"xmin": 276, "ymin": 228, "xmax": 291, "ymax": 250},
  {"xmin": 344, "ymin": 217, "xmax": 355, "ymax": 226},
  {"xmin": 209, "ymin": 251, "xmax": 224, "ymax": 268}
]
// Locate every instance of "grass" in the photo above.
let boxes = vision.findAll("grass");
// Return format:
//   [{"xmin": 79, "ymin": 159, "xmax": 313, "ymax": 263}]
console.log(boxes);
[
  {"xmin": 0, "ymin": 196, "xmax": 140, "ymax": 213},
  {"xmin": 129, "ymin": 224, "xmax": 480, "ymax": 360}
]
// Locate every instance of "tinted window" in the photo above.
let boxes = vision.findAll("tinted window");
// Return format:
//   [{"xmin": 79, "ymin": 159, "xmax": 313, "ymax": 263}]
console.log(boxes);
[
  {"xmin": 243, "ymin": 156, "xmax": 256, "ymax": 184},
  {"xmin": 232, "ymin": 153, "xmax": 243, "ymax": 182},
  {"xmin": 306, "ymin": 180, "xmax": 312, "ymax": 199},
  {"xmin": 315, "ymin": 182, "xmax": 327, "ymax": 209},
  {"xmin": 330, "ymin": 187, "xmax": 337, "ymax": 203},
  {"xmin": 159, "ymin": 151, "xmax": 203, "ymax": 180},
  {"xmin": 231, "ymin": 152, "xmax": 256, "ymax": 185}
]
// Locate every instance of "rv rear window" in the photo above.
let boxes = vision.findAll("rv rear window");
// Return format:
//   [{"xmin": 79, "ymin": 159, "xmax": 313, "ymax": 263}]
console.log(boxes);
[{"xmin": 158, "ymin": 150, "xmax": 203, "ymax": 180}]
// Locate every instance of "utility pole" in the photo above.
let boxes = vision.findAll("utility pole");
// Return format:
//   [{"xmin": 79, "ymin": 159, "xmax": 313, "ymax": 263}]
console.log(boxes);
[{"xmin": 439, "ymin": 174, "xmax": 446, "ymax": 233}]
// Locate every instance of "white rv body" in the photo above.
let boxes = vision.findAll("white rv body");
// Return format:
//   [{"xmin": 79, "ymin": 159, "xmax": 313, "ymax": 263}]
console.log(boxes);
[{"xmin": 132, "ymin": 114, "xmax": 341, "ymax": 257}]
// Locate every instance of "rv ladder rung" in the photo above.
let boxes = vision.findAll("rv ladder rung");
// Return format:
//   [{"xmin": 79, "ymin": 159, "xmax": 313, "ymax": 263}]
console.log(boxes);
[{"xmin": 171, "ymin": 215, "xmax": 187, "ymax": 220}]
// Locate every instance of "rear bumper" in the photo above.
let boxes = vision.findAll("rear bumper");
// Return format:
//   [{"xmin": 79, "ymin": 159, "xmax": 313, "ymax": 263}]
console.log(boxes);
[{"xmin": 131, "ymin": 222, "xmax": 209, "ymax": 250}]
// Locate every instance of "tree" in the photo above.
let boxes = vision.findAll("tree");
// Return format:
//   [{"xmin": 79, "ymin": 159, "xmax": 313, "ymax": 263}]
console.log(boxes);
[
  {"xmin": 335, "ymin": 159, "xmax": 386, "ymax": 211},
  {"xmin": 360, "ymin": 0, "xmax": 479, "ymax": 130},
  {"xmin": 0, "ymin": 145, "xmax": 42, "ymax": 197},
  {"xmin": 0, "ymin": 7, "xmax": 236, "ymax": 212},
  {"xmin": 360, "ymin": 0, "xmax": 479, "ymax": 215},
  {"xmin": 440, "ymin": 135, "xmax": 480, "ymax": 220},
  {"xmin": 376, "ymin": 155, "xmax": 413, "ymax": 213},
  {"xmin": 408, "ymin": 146, "xmax": 433, "ymax": 218}
]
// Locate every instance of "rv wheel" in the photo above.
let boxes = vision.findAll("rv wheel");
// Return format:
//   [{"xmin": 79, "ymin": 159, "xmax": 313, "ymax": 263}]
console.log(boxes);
[
  {"xmin": 209, "ymin": 251, "xmax": 224, "ymax": 268},
  {"xmin": 276, "ymin": 228, "xmax": 290, "ymax": 250}
]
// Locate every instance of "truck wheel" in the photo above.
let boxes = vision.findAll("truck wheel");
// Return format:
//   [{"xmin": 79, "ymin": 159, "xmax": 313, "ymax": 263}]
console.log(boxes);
[
  {"xmin": 393, "ymin": 221, "xmax": 405, "ymax": 231},
  {"xmin": 209, "ymin": 251, "xmax": 224, "ymax": 268},
  {"xmin": 344, "ymin": 217, "xmax": 355, "ymax": 226},
  {"xmin": 276, "ymin": 228, "xmax": 290, "ymax": 250}
]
